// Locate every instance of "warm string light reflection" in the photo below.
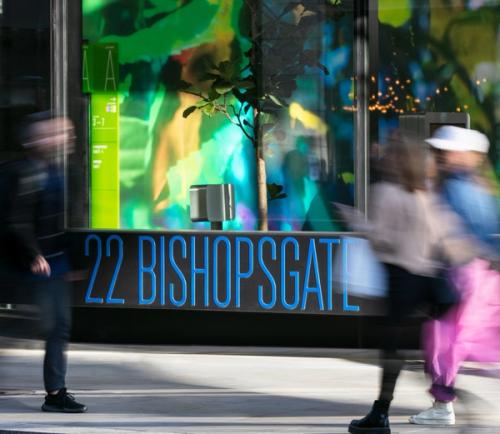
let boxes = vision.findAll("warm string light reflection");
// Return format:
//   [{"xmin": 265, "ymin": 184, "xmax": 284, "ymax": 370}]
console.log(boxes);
[{"xmin": 337, "ymin": 75, "xmax": 487, "ymax": 114}]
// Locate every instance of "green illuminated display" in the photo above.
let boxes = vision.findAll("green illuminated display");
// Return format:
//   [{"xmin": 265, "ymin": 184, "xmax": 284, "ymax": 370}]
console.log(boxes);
[
  {"xmin": 83, "ymin": 43, "xmax": 119, "ymax": 93},
  {"xmin": 84, "ymin": 43, "xmax": 120, "ymax": 228},
  {"xmin": 83, "ymin": 0, "xmax": 259, "ymax": 230},
  {"xmin": 90, "ymin": 94, "xmax": 119, "ymax": 228}
]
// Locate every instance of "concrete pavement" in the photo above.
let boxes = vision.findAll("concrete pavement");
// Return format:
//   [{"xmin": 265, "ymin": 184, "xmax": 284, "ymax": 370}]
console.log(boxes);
[{"xmin": 0, "ymin": 343, "xmax": 499, "ymax": 433}]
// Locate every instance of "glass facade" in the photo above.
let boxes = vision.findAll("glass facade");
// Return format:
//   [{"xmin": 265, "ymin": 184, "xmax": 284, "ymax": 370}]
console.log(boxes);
[
  {"xmin": 0, "ymin": 0, "xmax": 51, "ymax": 161},
  {"xmin": 260, "ymin": 2, "xmax": 356, "ymax": 231},
  {"xmin": 1, "ymin": 1, "xmax": 498, "ymax": 232},
  {"xmin": 83, "ymin": 1, "xmax": 257, "ymax": 230},
  {"xmin": 82, "ymin": 0, "xmax": 357, "ymax": 231},
  {"xmin": 373, "ymin": 0, "xmax": 499, "ymax": 178}
]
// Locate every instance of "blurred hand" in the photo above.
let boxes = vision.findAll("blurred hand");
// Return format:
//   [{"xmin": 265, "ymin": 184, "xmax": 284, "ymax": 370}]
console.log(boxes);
[
  {"xmin": 31, "ymin": 255, "xmax": 51, "ymax": 277},
  {"xmin": 333, "ymin": 202, "xmax": 371, "ymax": 233}
]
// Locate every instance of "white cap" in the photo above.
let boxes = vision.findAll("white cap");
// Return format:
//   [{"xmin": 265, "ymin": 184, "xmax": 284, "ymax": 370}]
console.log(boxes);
[{"xmin": 425, "ymin": 125, "xmax": 490, "ymax": 153}]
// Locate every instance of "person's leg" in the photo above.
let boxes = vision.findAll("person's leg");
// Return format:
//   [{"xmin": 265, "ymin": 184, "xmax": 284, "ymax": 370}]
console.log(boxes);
[
  {"xmin": 430, "ymin": 384, "xmax": 456, "ymax": 403},
  {"xmin": 35, "ymin": 279, "xmax": 58, "ymax": 392},
  {"xmin": 415, "ymin": 260, "xmax": 500, "ymax": 425},
  {"xmin": 37, "ymin": 278, "xmax": 86, "ymax": 413},
  {"xmin": 349, "ymin": 265, "xmax": 415, "ymax": 434},
  {"xmin": 41, "ymin": 278, "xmax": 70, "ymax": 394},
  {"xmin": 348, "ymin": 342, "xmax": 397, "ymax": 433},
  {"xmin": 378, "ymin": 349, "xmax": 405, "ymax": 404},
  {"xmin": 378, "ymin": 265, "xmax": 420, "ymax": 405},
  {"xmin": 410, "ymin": 275, "xmax": 463, "ymax": 425},
  {"xmin": 410, "ymin": 361, "xmax": 456, "ymax": 425},
  {"xmin": 410, "ymin": 384, "xmax": 456, "ymax": 426}
]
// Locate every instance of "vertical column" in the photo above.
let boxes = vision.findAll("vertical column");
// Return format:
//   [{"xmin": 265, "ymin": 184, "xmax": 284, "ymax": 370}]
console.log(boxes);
[
  {"xmin": 353, "ymin": 0, "xmax": 370, "ymax": 215},
  {"xmin": 51, "ymin": 0, "xmax": 68, "ymax": 118},
  {"xmin": 52, "ymin": 0, "xmax": 89, "ymax": 229},
  {"xmin": 51, "ymin": 0, "xmax": 68, "ymax": 221}
]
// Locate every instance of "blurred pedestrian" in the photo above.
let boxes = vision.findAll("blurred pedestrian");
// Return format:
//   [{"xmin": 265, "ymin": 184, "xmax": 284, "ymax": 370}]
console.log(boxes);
[
  {"xmin": 342, "ymin": 133, "xmax": 482, "ymax": 434},
  {"xmin": 410, "ymin": 126, "xmax": 500, "ymax": 426},
  {"xmin": 5, "ymin": 112, "xmax": 87, "ymax": 413}
]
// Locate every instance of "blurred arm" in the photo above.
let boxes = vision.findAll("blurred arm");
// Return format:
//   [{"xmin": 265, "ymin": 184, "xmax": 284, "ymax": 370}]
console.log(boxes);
[
  {"xmin": 335, "ymin": 183, "xmax": 399, "ymax": 254},
  {"xmin": 6, "ymin": 163, "xmax": 42, "ymax": 268},
  {"xmin": 428, "ymin": 195, "xmax": 497, "ymax": 267}
]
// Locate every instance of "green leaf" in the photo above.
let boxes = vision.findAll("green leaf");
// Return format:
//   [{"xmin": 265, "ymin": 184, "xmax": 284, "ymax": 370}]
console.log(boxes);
[
  {"xmin": 300, "ymin": 10, "xmax": 317, "ymax": 21},
  {"xmin": 182, "ymin": 106, "xmax": 197, "ymax": 118},
  {"xmin": 195, "ymin": 99, "xmax": 209, "ymax": 107},
  {"xmin": 267, "ymin": 183, "xmax": 287, "ymax": 201},
  {"xmin": 214, "ymin": 81, "xmax": 234, "ymax": 95},
  {"xmin": 267, "ymin": 182, "xmax": 283, "ymax": 194},
  {"xmin": 272, "ymin": 193, "xmax": 287, "ymax": 201},
  {"xmin": 379, "ymin": 0, "xmax": 411, "ymax": 28},
  {"xmin": 201, "ymin": 103, "xmax": 216, "ymax": 117},
  {"xmin": 341, "ymin": 172, "xmax": 355, "ymax": 184},
  {"xmin": 208, "ymin": 89, "xmax": 221, "ymax": 101},
  {"xmin": 199, "ymin": 72, "xmax": 221, "ymax": 81},
  {"xmin": 218, "ymin": 60, "xmax": 236, "ymax": 81},
  {"xmin": 243, "ymin": 104, "xmax": 252, "ymax": 114},
  {"xmin": 178, "ymin": 80, "xmax": 193, "ymax": 90}
]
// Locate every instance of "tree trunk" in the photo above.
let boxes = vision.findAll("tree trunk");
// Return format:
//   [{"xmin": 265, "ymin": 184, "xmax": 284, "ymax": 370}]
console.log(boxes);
[
  {"xmin": 249, "ymin": 0, "xmax": 268, "ymax": 231},
  {"xmin": 256, "ymin": 144, "xmax": 268, "ymax": 230}
]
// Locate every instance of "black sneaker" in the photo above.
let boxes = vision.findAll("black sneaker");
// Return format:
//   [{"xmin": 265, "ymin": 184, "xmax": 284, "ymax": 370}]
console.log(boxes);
[
  {"xmin": 348, "ymin": 400, "xmax": 391, "ymax": 434},
  {"xmin": 41, "ymin": 388, "xmax": 87, "ymax": 413}
]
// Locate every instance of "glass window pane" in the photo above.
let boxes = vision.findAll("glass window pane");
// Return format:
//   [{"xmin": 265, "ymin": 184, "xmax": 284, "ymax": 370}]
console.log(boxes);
[
  {"xmin": 259, "ymin": 1, "xmax": 356, "ymax": 231},
  {"xmin": 83, "ymin": 0, "xmax": 256, "ymax": 230},
  {"xmin": 82, "ymin": 0, "xmax": 356, "ymax": 231},
  {"xmin": 374, "ymin": 0, "xmax": 499, "ymax": 179},
  {"xmin": 0, "ymin": 0, "xmax": 51, "ymax": 161}
]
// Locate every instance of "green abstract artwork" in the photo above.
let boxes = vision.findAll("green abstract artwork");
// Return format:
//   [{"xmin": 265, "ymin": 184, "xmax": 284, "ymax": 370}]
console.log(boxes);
[
  {"xmin": 83, "ymin": 0, "xmax": 260, "ymax": 230},
  {"xmin": 82, "ymin": 0, "xmax": 356, "ymax": 231}
]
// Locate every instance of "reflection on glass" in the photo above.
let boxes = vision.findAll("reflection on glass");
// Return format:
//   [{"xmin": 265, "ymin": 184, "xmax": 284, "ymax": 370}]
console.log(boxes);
[
  {"xmin": 0, "ymin": 0, "xmax": 50, "ymax": 161},
  {"xmin": 262, "ymin": 1, "xmax": 355, "ymax": 231},
  {"xmin": 374, "ymin": 0, "xmax": 499, "ymax": 180}
]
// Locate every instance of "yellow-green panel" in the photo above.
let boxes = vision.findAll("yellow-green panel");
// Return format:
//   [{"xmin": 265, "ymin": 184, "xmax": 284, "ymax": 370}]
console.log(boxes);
[
  {"xmin": 90, "ymin": 93, "xmax": 120, "ymax": 229},
  {"xmin": 91, "ymin": 189, "xmax": 120, "ymax": 228}
]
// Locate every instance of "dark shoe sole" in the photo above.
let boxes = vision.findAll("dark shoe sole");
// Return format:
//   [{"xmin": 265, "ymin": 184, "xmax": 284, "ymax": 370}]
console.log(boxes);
[
  {"xmin": 42, "ymin": 403, "xmax": 88, "ymax": 413},
  {"xmin": 348, "ymin": 425, "xmax": 391, "ymax": 434}
]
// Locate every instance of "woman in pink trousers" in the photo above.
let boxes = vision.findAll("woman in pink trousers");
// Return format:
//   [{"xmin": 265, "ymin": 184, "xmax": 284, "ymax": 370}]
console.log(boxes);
[{"xmin": 410, "ymin": 126, "xmax": 500, "ymax": 426}]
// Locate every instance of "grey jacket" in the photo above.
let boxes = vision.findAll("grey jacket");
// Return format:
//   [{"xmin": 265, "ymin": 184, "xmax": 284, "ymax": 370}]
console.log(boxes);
[{"xmin": 342, "ymin": 182, "xmax": 483, "ymax": 276}]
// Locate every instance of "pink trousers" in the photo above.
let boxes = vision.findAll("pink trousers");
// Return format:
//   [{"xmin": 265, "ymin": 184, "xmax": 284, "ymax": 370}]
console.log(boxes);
[{"xmin": 423, "ymin": 259, "xmax": 500, "ymax": 402}]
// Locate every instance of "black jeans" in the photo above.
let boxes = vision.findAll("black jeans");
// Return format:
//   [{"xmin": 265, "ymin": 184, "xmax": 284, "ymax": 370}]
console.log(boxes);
[
  {"xmin": 35, "ymin": 277, "xmax": 71, "ymax": 393},
  {"xmin": 378, "ymin": 264, "xmax": 432, "ymax": 406}
]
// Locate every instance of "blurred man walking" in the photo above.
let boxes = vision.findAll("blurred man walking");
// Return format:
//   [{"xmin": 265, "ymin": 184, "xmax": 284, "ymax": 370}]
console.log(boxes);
[{"xmin": 6, "ymin": 112, "xmax": 87, "ymax": 413}]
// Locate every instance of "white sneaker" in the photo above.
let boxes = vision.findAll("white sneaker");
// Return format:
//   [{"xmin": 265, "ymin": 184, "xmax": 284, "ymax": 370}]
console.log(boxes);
[{"xmin": 409, "ymin": 401, "xmax": 455, "ymax": 425}]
